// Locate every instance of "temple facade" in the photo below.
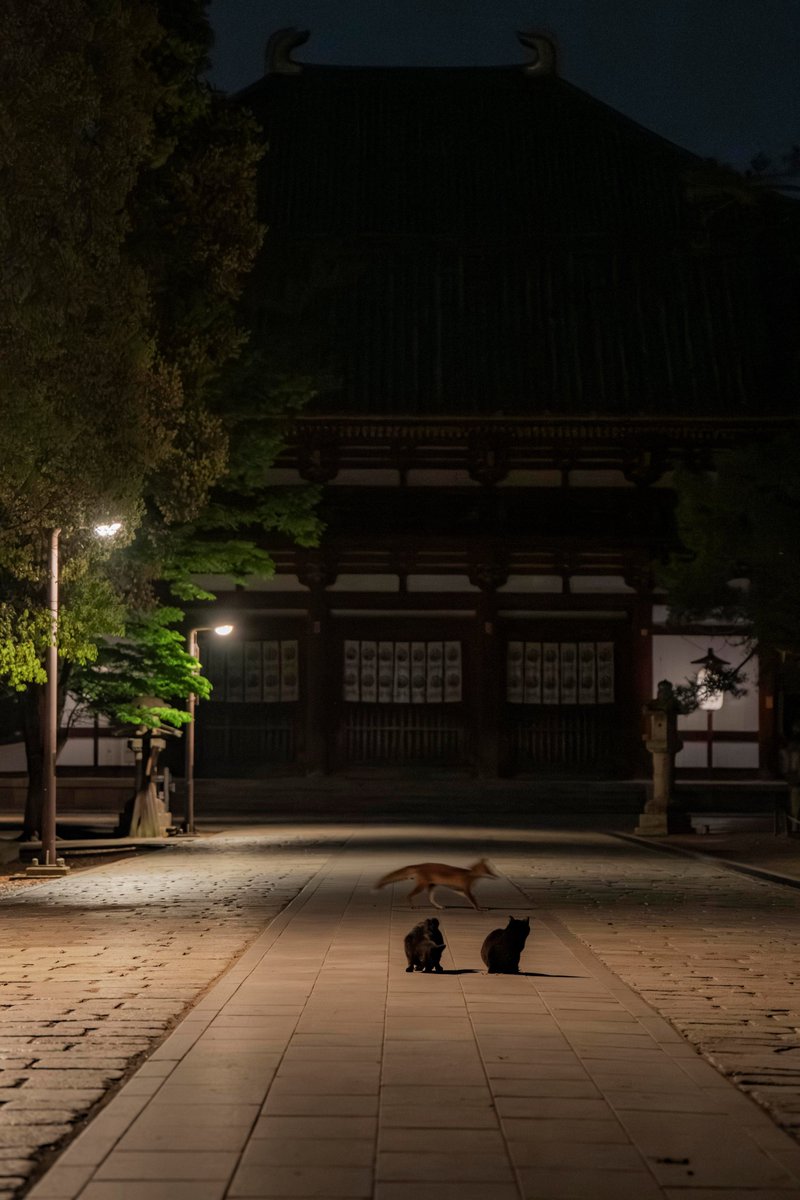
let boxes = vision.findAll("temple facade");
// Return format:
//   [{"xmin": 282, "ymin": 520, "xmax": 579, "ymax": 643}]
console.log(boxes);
[{"xmin": 183, "ymin": 32, "xmax": 796, "ymax": 781}]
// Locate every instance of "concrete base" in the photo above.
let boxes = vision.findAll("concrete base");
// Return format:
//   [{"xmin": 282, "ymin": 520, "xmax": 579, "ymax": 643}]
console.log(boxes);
[{"xmin": 24, "ymin": 861, "xmax": 71, "ymax": 878}]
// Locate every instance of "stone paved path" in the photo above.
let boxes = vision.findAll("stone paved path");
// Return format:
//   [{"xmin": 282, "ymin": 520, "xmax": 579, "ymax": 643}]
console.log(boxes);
[
  {"xmin": 23, "ymin": 826, "xmax": 800, "ymax": 1200},
  {"xmin": 507, "ymin": 831, "xmax": 800, "ymax": 1139},
  {"xmin": 0, "ymin": 830, "xmax": 339, "ymax": 1198}
]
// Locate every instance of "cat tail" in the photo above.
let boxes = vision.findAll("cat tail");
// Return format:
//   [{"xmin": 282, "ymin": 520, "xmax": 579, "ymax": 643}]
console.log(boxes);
[{"xmin": 374, "ymin": 866, "xmax": 416, "ymax": 889}]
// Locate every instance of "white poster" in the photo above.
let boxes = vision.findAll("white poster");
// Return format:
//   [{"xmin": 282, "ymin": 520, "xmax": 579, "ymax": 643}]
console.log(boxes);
[
  {"xmin": 280, "ymin": 640, "xmax": 299, "ymax": 702},
  {"xmin": 394, "ymin": 642, "xmax": 410, "ymax": 703},
  {"xmin": 411, "ymin": 642, "xmax": 427, "ymax": 704},
  {"xmin": 343, "ymin": 640, "xmax": 360, "ymax": 702},
  {"xmin": 444, "ymin": 641, "xmax": 462, "ymax": 703},
  {"xmin": 542, "ymin": 643, "xmax": 560, "ymax": 705},
  {"xmin": 578, "ymin": 642, "xmax": 596, "ymax": 705},
  {"xmin": 378, "ymin": 641, "xmax": 394, "ymax": 703},
  {"xmin": 523, "ymin": 642, "xmax": 542, "ymax": 705},
  {"xmin": 262, "ymin": 641, "xmax": 280, "ymax": 703},
  {"xmin": 245, "ymin": 641, "xmax": 262, "ymax": 702},
  {"xmin": 426, "ymin": 642, "xmax": 444, "ymax": 703},
  {"xmin": 560, "ymin": 643, "xmax": 577, "ymax": 705},
  {"xmin": 507, "ymin": 642, "xmax": 524, "ymax": 704},
  {"xmin": 597, "ymin": 642, "xmax": 615, "ymax": 704},
  {"xmin": 360, "ymin": 641, "xmax": 377, "ymax": 703}
]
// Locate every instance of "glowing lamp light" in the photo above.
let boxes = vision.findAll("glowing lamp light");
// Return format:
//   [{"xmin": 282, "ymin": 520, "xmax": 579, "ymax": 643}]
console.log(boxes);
[
  {"xmin": 213, "ymin": 624, "xmax": 234, "ymax": 637},
  {"xmin": 691, "ymin": 647, "xmax": 729, "ymax": 712},
  {"xmin": 94, "ymin": 522, "xmax": 122, "ymax": 538},
  {"xmin": 696, "ymin": 667, "xmax": 724, "ymax": 712}
]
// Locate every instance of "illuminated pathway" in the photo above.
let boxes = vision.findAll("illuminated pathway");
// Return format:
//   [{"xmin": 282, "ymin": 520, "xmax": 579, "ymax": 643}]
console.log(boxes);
[{"xmin": 20, "ymin": 826, "xmax": 800, "ymax": 1199}]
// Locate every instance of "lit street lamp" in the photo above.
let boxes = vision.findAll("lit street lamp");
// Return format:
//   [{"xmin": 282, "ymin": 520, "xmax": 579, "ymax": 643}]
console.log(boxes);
[
  {"xmin": 33, "ymin": 522, "xmax": 122, "ymax": 877},
  {"xmin": 184, "ymin": 623, "xmax": 234, "ymax": 834}
]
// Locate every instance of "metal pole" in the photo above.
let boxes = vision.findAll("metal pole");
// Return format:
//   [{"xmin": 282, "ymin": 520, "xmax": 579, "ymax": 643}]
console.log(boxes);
[
  {"xmin": 707, "ymin": 710, "xmax": 713, "ymax": 775},
  {"xmin": 184, "ymin": 629, "xmax": 197, "ymax": 834},
  {"xmin": 41, "ymin": 528, "xmax": 60, "ymax": 866}
]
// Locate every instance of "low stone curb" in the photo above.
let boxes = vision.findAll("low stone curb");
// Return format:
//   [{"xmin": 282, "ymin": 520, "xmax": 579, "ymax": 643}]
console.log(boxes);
[{"xmin": 612, "ymin": 831, "xmax": 800, "ymax": 892}]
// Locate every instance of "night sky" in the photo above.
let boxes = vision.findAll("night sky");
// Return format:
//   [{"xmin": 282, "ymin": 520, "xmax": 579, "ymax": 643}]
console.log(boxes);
[{"xmin": 208, "ymin": 0, "xmax": 799, "ymax": 169}]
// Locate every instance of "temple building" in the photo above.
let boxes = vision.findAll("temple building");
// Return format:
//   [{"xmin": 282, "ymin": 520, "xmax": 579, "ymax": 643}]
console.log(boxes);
[
  {"xmin": 4, "ymin": 30, "xmax": 786, "ymax": 795},
  {"xmin": 182, "ymin": 30, "xmax": 797, "ymax": 783}
]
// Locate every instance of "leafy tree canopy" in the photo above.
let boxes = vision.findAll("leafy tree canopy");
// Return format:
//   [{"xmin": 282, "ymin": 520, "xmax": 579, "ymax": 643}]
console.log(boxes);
[
  {"xmin": 0, "ymin": 0, "xmax": 323, "ymax": 829},
  {"xmin": 660, "ymin": 435, "xmax": 800, "ymax": 694}
]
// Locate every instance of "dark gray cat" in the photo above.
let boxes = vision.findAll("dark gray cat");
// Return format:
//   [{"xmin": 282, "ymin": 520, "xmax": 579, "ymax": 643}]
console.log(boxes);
[
  {"xmin": 404, "ymin": 917, "xmax": 446, "ymax": 972},
  {"xmin": 481, "ymin": 916, "xmax": 531, "ymax": 974}
]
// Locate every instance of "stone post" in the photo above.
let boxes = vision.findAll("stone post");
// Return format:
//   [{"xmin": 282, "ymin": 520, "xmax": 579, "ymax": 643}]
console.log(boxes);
[{"xmin": 636, "ymin": 680, "xmax": 691, "ymax": 836}]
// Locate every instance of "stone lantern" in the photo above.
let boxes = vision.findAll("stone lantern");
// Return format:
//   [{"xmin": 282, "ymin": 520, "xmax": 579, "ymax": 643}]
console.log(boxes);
[{"xmin": 636, "ymin": 680, "xmax": 691, "ymax": 836}]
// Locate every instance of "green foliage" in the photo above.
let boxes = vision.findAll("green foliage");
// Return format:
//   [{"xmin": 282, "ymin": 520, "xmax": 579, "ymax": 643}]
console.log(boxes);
[
  {"xmin": 0, "ymin": 0, "xmax": 324, "ymax": 786},
  {"xmin": 71, "ymin": 607, "xmax": 210, "ymax": 731},
  {"xmin": 662, "ymin": 437, "xmax": 800, "ymax": 658},
  {"xmin": 0, "ymin": 610, "xmax": 48, "ymax": 691},
  {"xmin": 0, "ymin": 0, "xmax": 269, "ymax": 694}
]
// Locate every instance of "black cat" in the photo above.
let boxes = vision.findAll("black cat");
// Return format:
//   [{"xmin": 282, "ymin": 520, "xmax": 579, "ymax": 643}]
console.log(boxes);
[
  {"xmin": 480, "ymin": 916, "xmax": 531, "ymax": 974},
  {"xmin": 404, "ymin": 917, "xmax": 446, "ymax": 972}
]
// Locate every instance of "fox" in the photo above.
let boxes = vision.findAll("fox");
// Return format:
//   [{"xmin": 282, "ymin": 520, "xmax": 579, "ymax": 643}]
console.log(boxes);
[{"xmin": 375, "ymin": 858, "xmax": 497, "ymax": 910}]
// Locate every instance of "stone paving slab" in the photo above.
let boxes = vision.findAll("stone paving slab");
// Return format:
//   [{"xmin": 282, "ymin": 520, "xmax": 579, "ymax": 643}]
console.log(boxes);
[
  {"xmin": 0, "ymin": 830, "xmax": 339, "ymax": 1195},
  {"xmin": 26, "ymin": 828, "xmax": 800, "ymax": 1199},
  {"xmin": 505, "ymin": 829, "xmax": 800, "ymax": 1142}
]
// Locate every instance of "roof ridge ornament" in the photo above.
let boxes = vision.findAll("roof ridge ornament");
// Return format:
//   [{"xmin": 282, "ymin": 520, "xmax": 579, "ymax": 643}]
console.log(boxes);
[
  {"xmin": 516, "ymin": 31, "xmax": 558, "ymax": 75},
  {"xmin": 266, "ymin": 27, "xmax": 310, "ymax": 75}
]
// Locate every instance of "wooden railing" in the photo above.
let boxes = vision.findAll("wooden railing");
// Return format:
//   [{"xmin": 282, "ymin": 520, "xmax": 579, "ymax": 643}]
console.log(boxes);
[
  {"xmin": 508, "ymin": 707, "xmax": 615, "ymax": 772},
  {"xmin": 198, "ymin": 709, "xmax": 296, "ymax": 775},
  {"xmin": 339, "ymin": 705, "xmax": 466, "ymax": 766}
]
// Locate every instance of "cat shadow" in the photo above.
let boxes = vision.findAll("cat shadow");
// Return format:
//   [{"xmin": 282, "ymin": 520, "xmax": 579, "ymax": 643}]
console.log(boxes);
[
  {"xmin": 489, "ymin": 971, "xmax": 584, "ymax": 978},
  {"xmin": 437, "ymin": 968, "xmax": 481, "ymax": 975}
]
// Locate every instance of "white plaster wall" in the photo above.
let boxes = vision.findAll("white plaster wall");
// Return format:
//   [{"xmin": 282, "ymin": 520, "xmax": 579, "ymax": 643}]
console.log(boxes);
[
  {"xmin": 0, "ymin": 737, "xmax": 134, "ymax": 771},
  {"xmin": 328, "ymin": 469, "xmax": 400, "ymax": 486},
  {"xmin": 327, "ymin": 574, "xmax": 400, "ymax": 592},
  {"xmin": 498, "ymin": 575, "xmax": 563, "ymax": 593},
  {"xmin": 0, "ymin": 743, "xmax": 27, "ymax": 771},
  {"xmin": 652, "ymin": 604, "xmax": 747, "ymax": 627},
  {"xmin": 406, "ymin": 469, "xmax": 479, "ymax": 487},
  {"xmin": 191, "ymin": 574, "xmax": 309, "ymax": 592},
  {"xmin": 406, "ymin": 575, "xmax": 480, "ymax": 593},
  {"xmin": 570, "ymin": 576, "xmax": 636, "ymax": 594},
  {"xmin": 57, "ymin": 740, "xmax": 95, "ymax": 767},
  {"xmin": 651, "ymin": 634, "xmax": 759, "ymax": 734},
  {"xmin": 498, "ymin": 470, "xmax": 561, "ymax": 488},
  {"xmin": 714, "ymin": 743, "xmax": 760, "ymax": 769},
  {"xmin": 569, "ymin": 470, "xmax": 633, "ymax": 488}
]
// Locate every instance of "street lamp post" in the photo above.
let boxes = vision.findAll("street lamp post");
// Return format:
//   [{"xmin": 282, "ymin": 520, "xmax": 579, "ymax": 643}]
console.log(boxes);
[
  {"xmin": 184, "ymin": 623, "xmax": 233, "ymax": 834},
  {"xmin": 31, "ymin": 521, "xmax": 122, "ymax": 877},
  {"xmin": 40, "ymin": 527, "xmax": 61, "ymax": 871}
]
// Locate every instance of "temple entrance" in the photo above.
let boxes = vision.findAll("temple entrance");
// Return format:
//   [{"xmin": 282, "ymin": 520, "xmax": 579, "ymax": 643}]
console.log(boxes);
[{"xmin": 332, "ymin": 620, "xmax": 471, "ymax": 772}]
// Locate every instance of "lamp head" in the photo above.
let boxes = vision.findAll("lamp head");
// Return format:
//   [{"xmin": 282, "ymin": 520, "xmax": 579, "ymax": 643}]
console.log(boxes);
[
  {"xmin": 94, "ymin": 521, "xmax": 122, "ymax": 538},
  {"xmin": 213, "ymin": 624, "xmax": 234, "ymax": 637}
]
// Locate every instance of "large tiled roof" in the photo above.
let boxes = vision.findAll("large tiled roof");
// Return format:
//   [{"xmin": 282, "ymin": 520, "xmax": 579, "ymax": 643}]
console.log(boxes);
[{"xmin": 239, "ymin": 62, "xmax": 796, "ymax": 418}]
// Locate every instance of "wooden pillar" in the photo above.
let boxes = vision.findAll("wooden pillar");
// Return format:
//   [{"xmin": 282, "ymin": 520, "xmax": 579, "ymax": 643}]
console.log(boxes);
[
  {"xmin": 298, "ymin": 556, "xmax": 337, "ymax": 775},
  {"xmin": 469, "ymin": 560, "xmax": 507, "ymax": 779},
  {"xmin": 631, "ymin": 595, "xmax": 653, "ymax": 776},
  {"xmin": 624, "ymin": 565, "xmax": 654, "ymax": 778}
]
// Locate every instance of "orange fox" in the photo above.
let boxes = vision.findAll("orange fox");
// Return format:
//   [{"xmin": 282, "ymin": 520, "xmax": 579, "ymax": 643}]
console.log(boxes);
[{"xmin": 375, "ymin": 858, "xmax": 497, "ymax": 910}]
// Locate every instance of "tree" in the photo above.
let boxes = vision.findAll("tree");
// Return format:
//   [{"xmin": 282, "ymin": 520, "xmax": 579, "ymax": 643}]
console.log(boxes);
[
  {"xmin": 70, "ymin": 607, "xmax": 211, "ymax": 731},
  {"xmin": 0, "ymin": 1, "xmax": 323, "ymax": 834},
  {"xmin": 661, "ymin": 436, "xmax": 800, "ymax": 713},
  {"xmin": 660, "ymin": 149, "xmax": 800, "ymax": 711}
]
